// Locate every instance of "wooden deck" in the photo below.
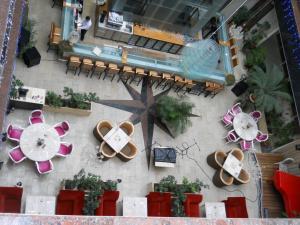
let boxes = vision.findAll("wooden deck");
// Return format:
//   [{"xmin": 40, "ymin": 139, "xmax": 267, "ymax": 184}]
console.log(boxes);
[{"xmin": 256, "ymin": 153, "xmax": 284, "ymax": 218}]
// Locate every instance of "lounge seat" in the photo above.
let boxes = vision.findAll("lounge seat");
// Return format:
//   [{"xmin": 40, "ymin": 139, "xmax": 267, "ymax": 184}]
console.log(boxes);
[
  {"xmin": 207, "ymin": 151, "xmax": 227, "ymax": 169},
  {"xmin": 0, "ymin": 187, "xmax": 23, "ymax": 213},
  {"xmin": 213, "ymin": 169, "xmax": 234, "ymax": 187},
  {"xmin": 117, "ymin": 141, "xmax": 138, "ymax": 162},
  {"xmin": 100, "ymin": 142, "xmax": 116, "ymax": 160},
  {"xmin": 234, "ymin": 169, "xmax": 250, "ymax": 185},
  {"xmin": 56, "ymin": 190, "xmax": 85, "ymax": 215},
  {"xmin": 119, "ymin": 121, "xmax": 134, "ymax": 137},
  {"xmin": 273, "ymin": 170, "xmax": 300, "ymax": 217},
  {"xmin": 93, "ymin": 120, "xmax": 113, "ymax": 142}
]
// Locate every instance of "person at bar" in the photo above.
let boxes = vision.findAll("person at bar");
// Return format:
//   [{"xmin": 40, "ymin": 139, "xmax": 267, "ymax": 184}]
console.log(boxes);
[{"xmin": 79, "ymin": 16, "xmax": 92, "ymax": 41}]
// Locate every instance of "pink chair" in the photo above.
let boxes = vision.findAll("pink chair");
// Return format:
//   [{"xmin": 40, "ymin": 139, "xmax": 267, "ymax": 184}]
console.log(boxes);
[
  {"xmin": 256, "ymin": 131, "xmax": 268, "ymax": 142},
  {"xmin": 249, "ymin": 111, "xmax": 261, "ymax": 122},
  {"xmin": 54, "ymin": 121, "xmax": 70, "ymax": 137},
  {"xmin": 6, "ymin": 124, "xmax": 23, "ymax": 142},
  {"xmin": 57, "ymin": 142, "xmax": 73, "ymax": 157},
  {"xmin": 222, "ymin": 111, "xmax": 234, "ymax": 127},
  {"xmin": 29, "ymin": 110, "xmax": 45, "ymax": 124},
  {"xmin": 240, "ymin": 140, "xmax": 254, "ymax": 151},
  {"xmin": 8, "ymin": 146, "xmax": 26, "ymax": 163},
  {"xmin": 35, "ymin": 160, "xmax": 53, "ymax": 174},
  {"xmin": 229, "ymin": 103, "xmax": 242, "ymax": 116},
  {"xmin": 226, "ymin": 130, "xmax": 240, "ymax": 143}
]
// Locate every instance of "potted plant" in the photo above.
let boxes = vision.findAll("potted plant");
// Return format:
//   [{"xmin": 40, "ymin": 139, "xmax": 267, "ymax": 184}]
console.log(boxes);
[
  {"xmin": 152, "ymin": 176, "xmax": 209, "ymax": 217},
  {"xmin": 9, "ymin": 76, "xmax": 24, "ymax": 99},
  {"xmin": 232, "ymin": 6, "xmax": 250, "ymax": 27},
  {"xmin": 156, "ymin": 96, "xmax": 194, "ymax": 137},
  {"xmin": 61, "ymin": 169, "xmax": 120, "ymax": 216},
  {"xmin": 225, "ymin": 74, "xmax": 235, "ymax": 86}
]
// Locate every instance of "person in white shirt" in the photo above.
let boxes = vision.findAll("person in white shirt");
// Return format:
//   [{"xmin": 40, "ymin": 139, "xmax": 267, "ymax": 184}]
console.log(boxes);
[{"xmin": 79, "ymin": 16, "xmax": 92, "ymax": 41}]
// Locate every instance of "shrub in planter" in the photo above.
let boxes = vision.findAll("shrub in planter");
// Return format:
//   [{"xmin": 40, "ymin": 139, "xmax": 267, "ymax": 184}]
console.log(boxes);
[
  {"xmin": 232, "ymin": 6, "xmax": 250, "ymax": 27},
  {"xmin": 46, "ymin": 91, "xmax": 63, "ymax": 108},
  {"xmin": 63, "ymin": 87, "xmax": 99, "ymax": 110},
  {"xmin": 10, "ymin": 76, "xmax": 24, "ymax": 99},
  {"xmin": 61, "ymin": 169, "xmax": 121, "ymax": 215},
  {"xmin": 156, "ymin": 96, "xmax": 194, "ymax": 137}
]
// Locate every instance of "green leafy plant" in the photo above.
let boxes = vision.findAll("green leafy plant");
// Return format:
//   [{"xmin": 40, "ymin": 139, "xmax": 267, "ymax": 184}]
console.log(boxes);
[
  {"xmin": 232, "ymin": 6, "xmax": 250, "ymax": 27},
  {"xmin": 63, "ymin": 87, "xmax": 99, "ymax": 109},
  {"xmin": 156, "ymin": 96, "xmax": 194, "ymax": 137},
  {"xmin": 155, "ymin": 176, "xmax": 208, "ymax": 217},
  {"xmin": 19, "ymin": 19, "xmax": 37, "ymax": 57},
  {"xmin": 225, "ymin": 74, "xmax": 235, "ymax": 86},
  {"xmin": 10, "ymin": 76, "xmax": 24, "ymax": 99},
  {"xmin": 247, "ymin": 65, "xmax": 292, "ymax": 113},
  {"xmin": 46, "ymin": 91, "xmax": 63, "ymax": 108},
  {"xmin": 62, "ymin": 169, "xmax": 120, "ymax": 215},
  {"xmin": 244, "ymin": 47, "xmax": 266, "ymax": 70}
]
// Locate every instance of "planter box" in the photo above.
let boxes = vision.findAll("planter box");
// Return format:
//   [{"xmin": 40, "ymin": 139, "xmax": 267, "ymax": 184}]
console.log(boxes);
[{"xmin": 43, "ymin": 103, "xmax": 92, "ymax": 116}]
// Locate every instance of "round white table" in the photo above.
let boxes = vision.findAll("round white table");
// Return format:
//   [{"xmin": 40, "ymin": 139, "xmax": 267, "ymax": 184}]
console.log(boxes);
[
  {"xmin": 233, "ymin": 112, "xmax": 258, "ymax": 141},
  {"xmin": 20, "ymin": 123, "xmax": 60, "ymax": 161}
]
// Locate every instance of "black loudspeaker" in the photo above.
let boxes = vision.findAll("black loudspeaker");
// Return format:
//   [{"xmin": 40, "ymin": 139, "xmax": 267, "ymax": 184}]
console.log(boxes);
[
  {"xmin": 231, "ymin": 80, "xmax": 249, "ymax": 97},
  {"xmin": 18, "ymin": 27, "xmax": 30, "ymax": 51},
  {"xmin": 23, "ymin": 47, "xmax": 41, "ymax": 67}
]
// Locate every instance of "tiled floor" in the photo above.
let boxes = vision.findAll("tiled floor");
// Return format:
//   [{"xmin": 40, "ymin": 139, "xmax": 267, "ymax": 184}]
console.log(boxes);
[{"xmin": 0, "ymin": 0, "xmax": 261, "ymax": 217}]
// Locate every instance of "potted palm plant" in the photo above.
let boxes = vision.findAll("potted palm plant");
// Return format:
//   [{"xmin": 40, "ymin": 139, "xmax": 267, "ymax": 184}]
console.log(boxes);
[
  {"xmin": 156, "ymin": 96, "xmax": 195, "ymax": 137},
  {"xmin": 247, "ymin": 64, "xmax": 291, "ymax": 114}
]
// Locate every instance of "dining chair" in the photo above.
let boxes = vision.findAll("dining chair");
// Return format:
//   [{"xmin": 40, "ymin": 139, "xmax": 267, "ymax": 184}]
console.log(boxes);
[
  {"xmin": 8, "ymin": 146, "xmax": 26, "ymax": 163},
  {"xmin": 255, "ymin": 131, "xmax": 268, "ymax": 142},
  {"xmin": 6, "ymin": 124, "xmax": 24, "ymax": 142},
  {"xmin": 29, "ymin": 109, "xmax": 45, "ymax": 124},
  {"xmin": 249, "ymin": 110, "xmax": 262, "ymax": 122},
  {"xmin": 222, "ymin": 111, "xmax": 234, "ymax": 127},
  {"xmin": 36, "ymin": 160, "xmax": 54, "ymax": 174},
  {"xmin": 57, "ymin": 142, "xmax": 73, "ymax": 157},
  {"xmin": 229, "ymin": 102, "xmax": 242, "ymax": 116},
  {"xmin": 54, "ymin": 121, "xmax": 70, "ymax": 137},
  {"xmin": 239, "ymin": 140, "xmax": 254, "ymax": 151},
  {"xmin": 225, "ymin": 130, "xmax": 240, "ymax": 143}
]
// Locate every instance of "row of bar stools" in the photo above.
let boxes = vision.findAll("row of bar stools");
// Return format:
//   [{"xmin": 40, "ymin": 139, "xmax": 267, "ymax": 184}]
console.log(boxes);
[
  {"xmin": 103, "ymin": 63, "xmax": 119, "ymax": 81},
  {"xmin": 130, "ymin": 68, "xmax": 147, "ymax": 86},
  {"xmin": 92, "ymin": 61, "xmax": 106, "ymax": 79},
  {"xmin": 118, "ymin": 66, "xmax": 134, "ymax": 83},
  {"xmin": 66, "ymin": 56, "xmax": 81, "ymax": 75},
  {"xmin": 79, "ymin": 59, "xmax": 93, "ymax": 77}
]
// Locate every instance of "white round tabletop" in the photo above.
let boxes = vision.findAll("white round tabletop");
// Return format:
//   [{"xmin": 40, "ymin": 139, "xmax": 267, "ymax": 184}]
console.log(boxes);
[
  {"xmin": 20, "ymin": 123, "xmax": 60, "ymax": 161},
  {"xmin": 233, "ymin": 112, "xmax": 258, "ymax": 141}
]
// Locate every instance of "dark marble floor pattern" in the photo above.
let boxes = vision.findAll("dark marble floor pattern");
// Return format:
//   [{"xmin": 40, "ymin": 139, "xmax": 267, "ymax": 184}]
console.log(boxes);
[{"xmin": 96, "ymin": 77, "xmax": 198, "ymax": 168}]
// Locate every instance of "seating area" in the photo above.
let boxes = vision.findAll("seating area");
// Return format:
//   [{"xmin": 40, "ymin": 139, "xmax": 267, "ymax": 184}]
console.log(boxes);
[{"xmin": 65, "ymin": 55, "xmax": 224, "ymax": 97}]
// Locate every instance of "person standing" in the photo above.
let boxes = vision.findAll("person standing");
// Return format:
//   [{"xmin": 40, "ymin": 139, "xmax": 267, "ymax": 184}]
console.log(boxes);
[{"xmin": 79, "ymin": 16, "xmax": 92, "ymax": 41}]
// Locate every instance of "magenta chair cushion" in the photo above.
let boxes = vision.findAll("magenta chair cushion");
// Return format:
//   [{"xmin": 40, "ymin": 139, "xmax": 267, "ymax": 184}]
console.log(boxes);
[
  {"xmin": 55, "ymin": 127, "xmax": 65, "ymax": 136},
  {"xmin": 9, "ymin": 148, "xmax": 25, "ymax": 162},
  {"xmin": 58, "ymin": 144, "xmax": 72, "ymax": 156},
  {"xmin": 37, "ymin": 161, "xmax": 52, "ymax": 173},
  {"xmin": 8, "ymin": 126, "xmax": 23, "ymax": 140},
  {"xmin": 30, "ymin": 117, "xmax": 43, "ymax": 124}
]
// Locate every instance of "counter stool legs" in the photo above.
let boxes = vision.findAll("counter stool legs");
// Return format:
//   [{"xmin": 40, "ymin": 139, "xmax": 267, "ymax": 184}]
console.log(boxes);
[{"xmin": 155, "ymin": 79, "xmax": 164, "ymax": 89}]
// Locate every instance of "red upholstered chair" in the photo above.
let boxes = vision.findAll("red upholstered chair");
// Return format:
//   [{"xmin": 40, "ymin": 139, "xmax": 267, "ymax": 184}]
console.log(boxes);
[
  {"xmin": 223, "ymin": 197, "xmax": 248, "ymax": 218},
  {"xmin": 0, "ymin": 187, "xmax": 23, "ymax": 213},
  {"xmin": 183, "ymin": 193, "xmax": 203, "ymax": 217},
  {"xmin": 56, "ymin": 190, "xmax": 85, "ymax": 215},
  {"xmin": 95, "ymin": 191, "xmax": 119, "ymax": 216},
  {"xmin": 273, "ymin": 170, "xmax": 300, "ymax": 217},
  {"xmin": 146, "ymin": 192, "xmax": 171, "ymax": 217}
]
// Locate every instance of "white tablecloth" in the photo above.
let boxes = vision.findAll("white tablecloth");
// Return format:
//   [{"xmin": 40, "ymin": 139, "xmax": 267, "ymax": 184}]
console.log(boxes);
[
  {"xmin": 103, "ymin": 126, "xmax": 130, "ymax": 153},
  {"xmin": 20, "ymin": 123, "xmax": 60, "ymax": 161},
  {"xmin": 233, "ymin": 112, "xmax": 258, "ymax": 141}
]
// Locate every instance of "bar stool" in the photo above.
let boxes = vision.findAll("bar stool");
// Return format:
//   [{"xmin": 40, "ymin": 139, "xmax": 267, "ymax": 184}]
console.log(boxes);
[
  {"xmin": 103, "ymin": 63, "xmax": 119, "ymax": 81},
  {"xmin": 161, "ymin": 73, "xmax": 175, "ymax": 90},
  {"xmin": 148, "ymin": 71, "xmax": 162, "ymax": 88},
  {"xmin": 118, "ymin": 66, "xmax": 134, "ymax": 83},
  {"xmin": 130, "ymin": 68, "xmax": 147, "ymax": 86},
  {"xmin": 47, "ymin": 23, "xmax": 61, "ymax": 52},
  {"xmin": 91, "ymin": 61, "xmax": 106, "ymax": 79},
  {"xmin": 173, "ymin": 75, "xmax": 186, "ymax": 93},
  {"xmin": 66, "ymin": 56, "xmax": 81, "ymax": 75},
  {"xmin": 78, "ymin": 58, "xmax": 93, "ymax": 77},
  {"xmin": 183, "ymin": 79, "xmax": 196, "ymax": 94}
]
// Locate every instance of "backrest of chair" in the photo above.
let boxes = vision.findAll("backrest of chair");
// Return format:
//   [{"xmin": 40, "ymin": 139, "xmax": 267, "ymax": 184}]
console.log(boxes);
[
  {"xmin": 62, "ymin": 121, "xmax": 69, "ymax": 131},
  {"xmin": 230, "ymin": 148, "xmax": 244, "ymax": 161},
  {"xmin": 31, "ymin": 110, "xmax": 42, "ymax": 117},
  {"xmin": 10, "ymin": 147, "xmax": 25, "ymax": 162},
  {"xmin": 37, "ymin": 160, "xmax": 53, "ymax": 173},
  {"xmin": 7, "ymin": 125, "xmax": 12, "ymax": 135}
]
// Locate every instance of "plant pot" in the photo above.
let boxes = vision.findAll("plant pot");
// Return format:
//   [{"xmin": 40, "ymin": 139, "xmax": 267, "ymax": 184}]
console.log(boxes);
[
  {"xmin": 43, "ymin": 103, "xmax": 92, "ymax": 116},
  {"xmin": 225, "ymin": 74, "xmax": 236, "ymax": 86},
  {"xmin": 249, "ymin": 93, "xmax": 256, "ymax": 103},
  {"xmin": 183, "ymin": 193, "xmax": 203, "ymax": 217}
]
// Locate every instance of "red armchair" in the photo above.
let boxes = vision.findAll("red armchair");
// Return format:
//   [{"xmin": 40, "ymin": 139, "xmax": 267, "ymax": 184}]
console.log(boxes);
[
  {"xmin": 273, "ymin": 170, "xmax": 300, "ymax": 217},
  {"xmin": 183, "ymin": 193, "xmax": 203, "ymax": 217},
  {"xmin": 95, "ymin": 191, "xmax": 119, "ymax": 216},
  {"xmin": 0, "ymin": 186, "xmax": 23, "ymax": 213},
  {"xmin": 146, "ymin": 192, "xmax": 171, "ymax": 217},
  {"xmin": 223, "ymin": 197, "xmax": 248, "ymax": 218},
  {"xmin": 56, "ymin": 190, "xmax": 85, "ymax": 215}
]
